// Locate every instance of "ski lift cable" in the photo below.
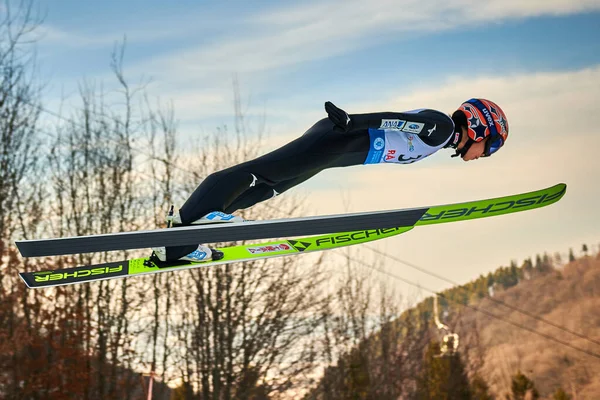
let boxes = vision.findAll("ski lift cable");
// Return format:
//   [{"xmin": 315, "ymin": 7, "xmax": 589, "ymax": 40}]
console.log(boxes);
[
  {"xmin": 366, "ymin": 246, "xmax": 600, "ymax": 349},
  {"xmin": 343, "ymin": 252, "xmax": 600, "ymax": 361}
]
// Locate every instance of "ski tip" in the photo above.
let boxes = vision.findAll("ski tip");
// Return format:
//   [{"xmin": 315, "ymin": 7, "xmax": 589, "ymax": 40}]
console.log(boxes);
[
  {"xmin": 550, "ymin": 182, "xmax": 567, "ymax": 200},
  {"xmin": 416, "ymin": 182, "xmax": 568, "ymax": 226},
  {"xmin": 553, "ymin": 183, "xmax": 567, "ymax": 190}
]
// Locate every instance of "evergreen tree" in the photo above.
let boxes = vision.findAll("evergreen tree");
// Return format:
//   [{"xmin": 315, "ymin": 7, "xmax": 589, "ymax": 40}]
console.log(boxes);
[
  {"xmin": 522, "ymin": 258, "xmax": 533, "ymax": 274},
  {"xmin": 470, "ymin": 374, "xmax": 493, "ymax": 400},
  {"xmin": 510, "ymin": 260, "xmax": 520, "ymax": 281},
  {"xmin": 486, "ymin": 272, "xmax": 494, "ymax": 287},
  {"xmin": 582, "ymin": 243, "xmax": 589, "ymax": 256},
  {"xmin": 534, "ymin": 254, "xmax": 542, "ymax": 270},
  {"xmin": 521, "ymin": 257, "xmax": 533, "ymax": 279},
  {"xmin": 416, "ymin": 342, "xmax": 472, "ymax": 400},
  {"xmin": 343, "ymin": 347, "xmax": 370, "ymax": 399},
  {"xmin": 553, "ymin": 252, "xmax": 563, "ymax": 267},
  {"xmin": 552, "ymin": 387, "xmax": 572, "ymax": 400},
  {"xmin": 510, "ymin": 371, "xmax": 539, "ymax": 400},
  {"xmin": 568, "ymin": 248, "xmax": 576, "ymax": 262},
  {"xmin": 542, "ymin": 252, "xmax": 552, "ymax": 271}
]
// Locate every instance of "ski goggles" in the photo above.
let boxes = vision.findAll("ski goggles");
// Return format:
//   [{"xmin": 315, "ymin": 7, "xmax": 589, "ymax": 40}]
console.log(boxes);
[{"xmin": 483, "ymin": 135, "xmax": 504, "ymax": 157}]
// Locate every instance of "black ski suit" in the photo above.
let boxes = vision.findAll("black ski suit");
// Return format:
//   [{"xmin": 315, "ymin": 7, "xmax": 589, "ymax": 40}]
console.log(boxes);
[{"xmin": 169, "ymin": 107, "xmax": 458, "ymax": 259}]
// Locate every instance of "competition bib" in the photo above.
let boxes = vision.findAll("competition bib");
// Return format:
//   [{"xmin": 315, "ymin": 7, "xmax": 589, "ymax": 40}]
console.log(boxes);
[{"xmin": 364, "ymin": 128, "xmax": 447, "ymax": 165}]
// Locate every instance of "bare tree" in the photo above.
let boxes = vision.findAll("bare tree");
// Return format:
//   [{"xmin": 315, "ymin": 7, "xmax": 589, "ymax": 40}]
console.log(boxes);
[
  {"xmin": 0, "ymin": 0, "xmax": 43, "ymax": 243},
  {"xmin": 306, "ymin": 253, "xmax": 422, "ymax": 400},
  {"xmin": 0, "ymin": 2, "xmax": 53, "ymax": 398},
  {"xmin": 42, "ymin": 41, "xmax": 160, "ymax": 398},
  {"xmin": 141, "ymin": 83, "xmax": 333, "ymax": 397}
]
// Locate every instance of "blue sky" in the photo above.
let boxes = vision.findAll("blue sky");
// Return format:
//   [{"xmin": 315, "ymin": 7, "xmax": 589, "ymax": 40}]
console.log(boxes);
[
  {"xmin": 35, "ymin": 2, "xmax": 600, "ymax": 79},
  {"xmin": 17, "ymin": 0, "xmax": 600, "ymax": 291},
  {"xmin": 33, "ymin": 1, "xmax": 600, "ymax": 129}
]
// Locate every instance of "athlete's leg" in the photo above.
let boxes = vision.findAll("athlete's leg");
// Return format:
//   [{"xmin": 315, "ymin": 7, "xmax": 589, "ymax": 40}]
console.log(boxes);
[
  {"xmin": 166, "ymin": 171, "xmax": 322, "ymax": 260},
  {"xmin": 223, "ymin": 171, "xmax": 321, "ymax": 213},
  {"xmin": 167, "ymin": 119, "xmax": 369, "ymax": 260},
  {"xmin": 179, "ymin": 118, "xmax": 335, "ymax": 224},
  {"xmin": 179, "ymin": 118, "xmax": 370, "ymax": 223}
]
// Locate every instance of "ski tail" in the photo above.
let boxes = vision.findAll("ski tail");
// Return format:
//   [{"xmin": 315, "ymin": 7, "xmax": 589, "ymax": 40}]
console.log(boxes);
[
  {"xmin": 19, "ymin": 226, "xmax": 415, "ymax": 289},
  {"xmin": 19, "ymin": 260, "xmax": 131, "ymax": 289}
]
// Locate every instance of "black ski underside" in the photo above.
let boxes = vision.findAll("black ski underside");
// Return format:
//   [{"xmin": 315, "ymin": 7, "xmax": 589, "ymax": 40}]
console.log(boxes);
[{"xmin": 16, "ymin": 207, "xmax": 428, "ymax": 257}]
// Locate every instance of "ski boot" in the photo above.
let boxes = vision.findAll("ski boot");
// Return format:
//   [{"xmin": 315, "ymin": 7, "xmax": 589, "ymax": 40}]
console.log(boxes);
[
  {"xmin": 147, "ymin": 244, "xmax": 224, "ymax": 268},
  {"xmin": 147, "ymin": 208, "xmax": 242, "ymax": 268},
  {"xmin": 166, "ymin": 208, "xmax": 245, "ymax": 226}
]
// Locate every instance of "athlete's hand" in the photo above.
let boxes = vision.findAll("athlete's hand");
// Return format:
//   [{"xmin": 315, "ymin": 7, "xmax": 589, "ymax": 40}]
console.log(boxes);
[{"xmin": 325, "ymin": 101, "xmax": 352, "ymax": 132}]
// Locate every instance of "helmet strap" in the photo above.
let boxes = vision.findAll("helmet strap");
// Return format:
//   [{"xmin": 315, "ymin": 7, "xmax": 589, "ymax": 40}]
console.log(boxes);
[
  {"xmin": 447, "ymin": 110, "xmax": 467, "ymax": 149},
  {"xmin": 451, "ymin": 137, "xmax": 474, "ymax": 158}
]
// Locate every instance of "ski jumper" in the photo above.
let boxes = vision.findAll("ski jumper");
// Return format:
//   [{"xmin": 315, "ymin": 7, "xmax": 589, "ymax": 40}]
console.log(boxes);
[{"xmin": 169, "ymin": 109, "xmax": 458, "ymax": 259}]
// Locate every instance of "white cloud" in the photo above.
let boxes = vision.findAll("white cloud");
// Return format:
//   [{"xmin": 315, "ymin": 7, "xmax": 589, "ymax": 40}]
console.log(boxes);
[
  {"xmin": 470, "ymin": 0, "xmax": 600, "ymax": 19},
  {"xmin": 119, "ymin": 0, "xmax": 600, "ymax": 99},
  {"xmin": 36, "ymin": 0, "xmax": 600, "ymax": 127},
  {"xmin": 34, "ymin": 25, "xmax": 114, "ymax": 48},
  {"xmin": 32, "ymin": 7, "xmax": 239, "ymax": 49},
  {"xmin": 110, "ymin": 0, "xmax": 600, "ymax": 125},
  {"xmin": 258, "ymin": 0, "xmax": 600, "ymax": 30}
]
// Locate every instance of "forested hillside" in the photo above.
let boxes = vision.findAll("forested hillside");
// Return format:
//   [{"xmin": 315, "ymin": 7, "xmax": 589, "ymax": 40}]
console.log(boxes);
[{"xmin": 307, "ymin": 248, "xmax": 600, "ymax": 400}]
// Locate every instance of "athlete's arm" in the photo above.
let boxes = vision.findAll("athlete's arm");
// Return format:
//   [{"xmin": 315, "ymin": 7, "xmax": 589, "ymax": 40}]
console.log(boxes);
[
  {"xmin": 350, "ymin": 109, "xmax": 454, "ymax": 146},
  {"xmin": 325, "ymin": 101, "xmax": 455, "ymax": 146}
]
